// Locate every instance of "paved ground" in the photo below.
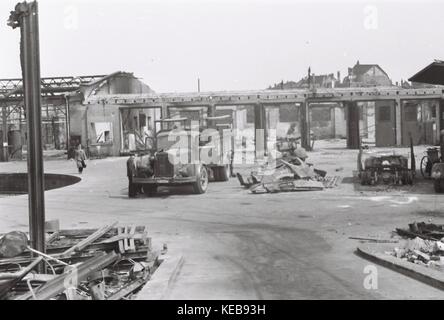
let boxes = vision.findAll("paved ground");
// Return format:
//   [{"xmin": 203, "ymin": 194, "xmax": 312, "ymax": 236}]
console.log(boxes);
[{"xmin": 1, "ymin": 141, "xmax": 444, "ymax": 299}]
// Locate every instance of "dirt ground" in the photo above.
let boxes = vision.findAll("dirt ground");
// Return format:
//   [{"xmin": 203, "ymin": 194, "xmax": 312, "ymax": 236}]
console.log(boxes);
[{"xmin": 1, "ymin": 140, "xmax": 444, "ymax": 299}]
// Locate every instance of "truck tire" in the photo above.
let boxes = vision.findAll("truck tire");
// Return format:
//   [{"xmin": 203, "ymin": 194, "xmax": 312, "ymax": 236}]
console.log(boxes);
[
  {"xmin": 143, "ymin": 185, "xmax": 158, "ymax": 197},
  {"xmin": 192, "ymin": 166, "xmax": 209, "ymax": 194},
  {"xmin": 434, "ymin": 180, "xmax": 444, "ymax": 193},
  {"xmin": 214, "ymin": 165, "xmax": 229, "ymax": 182}
]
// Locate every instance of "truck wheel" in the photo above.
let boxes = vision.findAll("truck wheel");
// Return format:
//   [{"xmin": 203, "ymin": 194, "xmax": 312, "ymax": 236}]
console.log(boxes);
[
  {"xmin": 215, "ymin": 165, "xmax": 229, "ymax": 182},
  {"xmin": 434, "ymin": 180, "xmax": 444, "ymax": 193},
  {"xmin": 143, "ymin": 185, "xmax": 158, "ymax": 197},
  {"xmin": 193, "ymin": 166, "xmax": 209, "ymax": 194}
]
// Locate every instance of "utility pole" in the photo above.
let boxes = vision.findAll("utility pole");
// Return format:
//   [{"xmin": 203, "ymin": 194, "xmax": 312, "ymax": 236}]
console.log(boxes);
[{"xmin": 8, "ymin": 1, "xmax": 46, "ymax": 271}]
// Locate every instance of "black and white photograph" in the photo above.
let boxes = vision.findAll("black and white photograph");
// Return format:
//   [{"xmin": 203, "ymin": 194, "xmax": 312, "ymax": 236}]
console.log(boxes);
[{"xmin": 1, "ymin": 0, "xmax": 444, "ymax": 308}]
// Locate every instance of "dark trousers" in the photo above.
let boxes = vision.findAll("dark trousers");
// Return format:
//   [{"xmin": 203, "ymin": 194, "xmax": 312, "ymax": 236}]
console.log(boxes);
[{"xmin": 78, "ymin": 167, "xmax": 84, "ymax": 174}]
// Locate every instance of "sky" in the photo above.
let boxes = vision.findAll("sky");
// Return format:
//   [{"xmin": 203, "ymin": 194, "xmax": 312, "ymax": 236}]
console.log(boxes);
[{"xmin": 1, "ymin": 0, "xmax": 444, "ymax": 93}]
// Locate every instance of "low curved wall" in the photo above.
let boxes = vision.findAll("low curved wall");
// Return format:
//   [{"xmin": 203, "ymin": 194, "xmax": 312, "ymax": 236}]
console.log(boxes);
[{"xmin": 0, "ymin": 173, "xmax": 81, "ymax": 194}]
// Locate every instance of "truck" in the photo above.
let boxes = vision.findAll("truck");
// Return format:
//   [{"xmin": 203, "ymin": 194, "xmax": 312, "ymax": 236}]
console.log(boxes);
[{"xmin": 126, "ymin": 116, "xmax": 233, "ymax": 198}]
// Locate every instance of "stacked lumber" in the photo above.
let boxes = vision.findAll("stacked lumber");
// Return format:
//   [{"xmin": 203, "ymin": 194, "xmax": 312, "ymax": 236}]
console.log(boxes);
[{"xmin": 0, "ymin": 221, "xmax": 163, "ymax": 300}]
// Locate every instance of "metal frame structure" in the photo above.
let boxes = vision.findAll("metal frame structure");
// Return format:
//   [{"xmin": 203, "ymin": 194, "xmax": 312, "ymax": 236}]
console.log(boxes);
[{"xmin": 0, "ymin": 75, "xmax": 106, "ymax": 100}]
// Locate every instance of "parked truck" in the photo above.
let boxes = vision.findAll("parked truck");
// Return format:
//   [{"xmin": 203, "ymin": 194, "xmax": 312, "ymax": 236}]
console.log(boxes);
[{"xmin": 126, "ymin": 116, "xmax": 233, "ymax": 198}]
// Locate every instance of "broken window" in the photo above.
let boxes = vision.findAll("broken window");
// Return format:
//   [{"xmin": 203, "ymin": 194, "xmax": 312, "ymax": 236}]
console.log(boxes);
[{"xmin": 91, "ymin": 122, "xmax": 113, "ymax": 144}]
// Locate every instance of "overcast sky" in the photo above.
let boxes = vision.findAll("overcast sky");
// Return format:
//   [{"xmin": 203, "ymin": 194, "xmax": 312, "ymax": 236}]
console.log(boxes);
[{"xmin": 1, "ymin": 0, "xmax": 444, "ymax": 93}]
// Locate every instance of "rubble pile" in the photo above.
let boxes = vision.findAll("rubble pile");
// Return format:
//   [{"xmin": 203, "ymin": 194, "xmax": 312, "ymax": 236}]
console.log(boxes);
[
  {"xmin": 0, "ymin": 221, "xmax": 164, "ymax": 300},
  {"xmin": 237, "ymin": 149, "xmax": 341, "ymax": 194},
  {"xmin": 386, "ymin": 222, "xmax": 444, "ymax": 271}
]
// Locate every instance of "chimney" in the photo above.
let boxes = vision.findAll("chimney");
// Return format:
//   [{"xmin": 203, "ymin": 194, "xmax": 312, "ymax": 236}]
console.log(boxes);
[
  {"xmin": 337, "ymin": 71, "xmax": 341, "ymax": 83},
  {"xmin": 356, "ymin": 60, "xmax": 360, "ymax": 65}
]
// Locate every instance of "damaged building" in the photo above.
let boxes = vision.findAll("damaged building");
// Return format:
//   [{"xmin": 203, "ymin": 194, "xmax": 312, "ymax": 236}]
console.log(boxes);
[{"xmin": 2, "ymin": 65, "xmax": 444, "ymax": 162}]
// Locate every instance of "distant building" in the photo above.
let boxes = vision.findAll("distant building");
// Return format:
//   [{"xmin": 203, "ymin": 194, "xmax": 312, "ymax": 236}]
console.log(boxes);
[
  {"xmin": 268, "ymin": 80, "xmax": 299, "ymax": 90},
  {"xmin": 269, "ymin": 72, "xmax": 340, "ymax": 90},
  {"xmin": 342, "ymin": 61, "xmax": 392, "ymax": 87}
]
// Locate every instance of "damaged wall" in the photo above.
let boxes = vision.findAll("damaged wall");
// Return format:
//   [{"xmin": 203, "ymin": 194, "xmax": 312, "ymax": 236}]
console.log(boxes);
[{"xmin": 69, "ymin": 72, "xmax": 157, "ymax": 157}]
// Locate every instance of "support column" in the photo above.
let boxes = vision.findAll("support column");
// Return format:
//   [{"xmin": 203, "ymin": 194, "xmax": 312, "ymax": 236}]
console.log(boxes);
[
  {"xmin": 9, "ymin": 2, "xmax": 46, "ymax": 267},
  {"xmin": 65, "ymin": 95, "xmax": 70, "ymax": 152},
  {"xmin": 346, "ymin": 101, "xmax": 360, "ymax": 149},
  {"xmin": 207, "ymin": 103, "xmax": 216, "ymax": 128},
  {"xmin": 1, "ymin": 104, "xmax": 8, "ymax": 162},
  {"xmin": 395, "ymin": 98, "xmax": 402, "ymax": 146},
  {"xmin": 331, "ymin": 105, "xmax": 336, "ymax": 138},
  {"xmin": 300, "ymin": 100, "xmax": 311, "ymax": 150},
  {"xmin": 254, "ymin": 103, "xmax": 266, "ymax": 159},
  {"xmin": 160, "ymin": 101, "xmax": 169, "ymax": 119}
]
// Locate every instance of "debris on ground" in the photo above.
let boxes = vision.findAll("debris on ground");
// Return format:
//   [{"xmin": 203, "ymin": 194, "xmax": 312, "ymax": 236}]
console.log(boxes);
[
  {"xmin": 0, "ymin": 221, "xmax": 164, "ymax": 300},
  {"xmin": 357, "ymin": 137, "xmax": 415, "ymax": 186},
  {"xmin": 396, "ymin": 221, "xmax": 444, "ymax": 241},
  {"xmin": 348, "ymin": 236, "xmax": 399, "ymax": 243},
  {"xmin": 236, "ymin": 149, "xmax": 341, "ymax": 194},
  {"xmin": 381, "ymin": 222, "xmax": 444, "ymax": 271}
]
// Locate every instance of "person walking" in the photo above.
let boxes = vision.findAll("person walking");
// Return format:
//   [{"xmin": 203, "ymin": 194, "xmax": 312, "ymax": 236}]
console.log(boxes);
[{"xmin": 74, "ymin": 144, "xmax": 87, "ymax": 174}]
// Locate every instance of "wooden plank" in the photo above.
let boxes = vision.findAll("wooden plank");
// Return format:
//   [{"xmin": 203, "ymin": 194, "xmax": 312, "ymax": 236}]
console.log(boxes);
[
  {"xmin": 0, "ymin": 245, "xmax": 151, "ymax": 270},
  {"xmin": 61, "ymin": 222, "xmax": 118, "ymax": 257},
  {"xmin": 118, "ymin": 227, "xmax": 125, "ymax": 254},
  {"xmin": 46, "ymin": 231, "xmax": 59, "ymax": 244},
  {"xmin": 15, "ymin": 252, "xmax": 119, "ymax": 300},
  {"xmin": 349, "ymin": 236, "xmax": 398, "ymax": 243},
  {"xmin": 128, "ymin": 226, "xmax": 136, "ymax": 252}
]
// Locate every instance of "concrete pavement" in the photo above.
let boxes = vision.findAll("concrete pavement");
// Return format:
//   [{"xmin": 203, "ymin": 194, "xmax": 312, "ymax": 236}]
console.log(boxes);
[{"xmin": 1, "ymin": 144, "xmax": 444, "ymax": 299}]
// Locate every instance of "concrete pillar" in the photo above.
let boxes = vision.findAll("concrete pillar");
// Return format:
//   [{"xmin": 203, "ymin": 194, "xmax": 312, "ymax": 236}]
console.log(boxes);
[
  {"xmin": 346, "ymin": 101, "xmax": 360, "ymax": 149},
  {"xmin": 254, "ymin": 103, "xmax": 266, "ymax": 159},
  {"xmin": 160, "ymin": 101, "xmax": 169, "ymax": 119},
  {"xmin": 208, "ymin": 103, "xmax": 216, "ymax": 128},
  {"xmin": 435, "ymin": 99, "xmax": 442, "ymax": 145},
  {"xmin": 395, "ymin": 98, "xmax": 402, "ymax": 146},
  {"xmin": 300, "ymin": 100, "xmax": 311, "ymax": 150}
]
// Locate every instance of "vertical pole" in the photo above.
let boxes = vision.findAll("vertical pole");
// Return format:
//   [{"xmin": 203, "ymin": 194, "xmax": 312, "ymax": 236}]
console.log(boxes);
[
  {"xmin": 300, "ymin": 100, "xmax": 311, "ymax": 150},
  {"xmin": 1, "ymin": 104, "xmax": 8, "ymax": 162},
  {"xmin": 9, "ymin": 1, "xmax": 46, "ymax": 270}
]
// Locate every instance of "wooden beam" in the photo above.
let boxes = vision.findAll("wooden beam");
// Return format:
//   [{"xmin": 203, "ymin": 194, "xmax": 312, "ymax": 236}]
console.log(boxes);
[{"xmin": 61, "ymin": 222, "xmax": 118, "ymax": 257}]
